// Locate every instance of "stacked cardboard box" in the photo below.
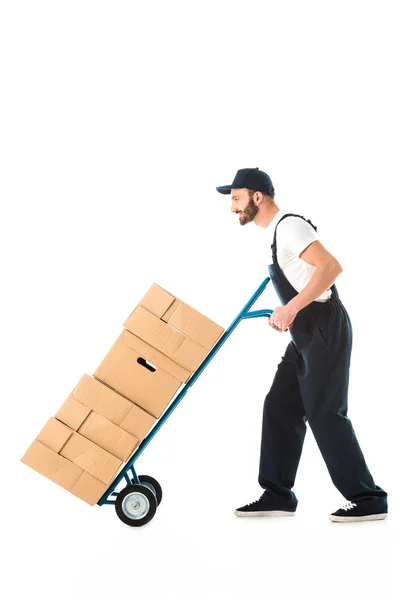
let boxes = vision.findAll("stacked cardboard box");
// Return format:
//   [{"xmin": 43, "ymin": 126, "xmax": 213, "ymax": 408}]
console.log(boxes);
[
  {"xmin": 94, "ymin": 283, "xmax": 224, "ymax": 417},
  {"xmin": 21, "ymin": 282, "xmax": 224, "ymax": 506},
  {"xmin": 20, "ymin": 376, "xmax": 157, "ymax": 505}
]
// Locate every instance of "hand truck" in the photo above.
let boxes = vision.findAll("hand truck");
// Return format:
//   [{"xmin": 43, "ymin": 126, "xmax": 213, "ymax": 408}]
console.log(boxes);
[{"xmin": 98, "ymin": 277, "xmax": 276, "ymax": 526}]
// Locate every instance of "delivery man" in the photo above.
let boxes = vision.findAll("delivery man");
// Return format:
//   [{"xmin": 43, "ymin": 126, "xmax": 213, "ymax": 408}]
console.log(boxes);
[{"xmin": 216, "ymin": 167, "xmax": 388, "ymax": 522}]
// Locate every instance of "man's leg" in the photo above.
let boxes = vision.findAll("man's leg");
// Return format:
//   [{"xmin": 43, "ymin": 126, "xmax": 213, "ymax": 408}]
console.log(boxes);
[
  {"xmin": 298, "ymin": 302, "xmax": 387, "ymax": 504},
  {"xmin": 258, "ymin": 341, "xmax": 307, "ymax": 506}
]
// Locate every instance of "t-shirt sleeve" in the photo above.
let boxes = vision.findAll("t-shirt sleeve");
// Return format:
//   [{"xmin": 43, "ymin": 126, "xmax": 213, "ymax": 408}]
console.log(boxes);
[{"xmin": 278, "ymin": 217, "xmax": 320, "ymax": 257}]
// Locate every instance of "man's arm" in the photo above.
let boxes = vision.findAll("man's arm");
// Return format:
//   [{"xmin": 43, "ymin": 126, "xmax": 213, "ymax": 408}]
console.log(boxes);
[{"xmin": 287, "ymin": 240, "xmax": 342, "ymax": 314}]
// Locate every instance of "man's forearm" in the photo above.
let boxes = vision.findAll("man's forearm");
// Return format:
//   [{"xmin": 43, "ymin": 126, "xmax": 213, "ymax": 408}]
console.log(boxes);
[{"xmin": 287, "ymin": 264, "xmax": 342, "ymax": 314}]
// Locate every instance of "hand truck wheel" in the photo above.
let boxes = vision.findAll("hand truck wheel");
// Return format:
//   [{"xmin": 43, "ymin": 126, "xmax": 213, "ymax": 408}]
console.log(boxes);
[
  {"xmin": 131, "ymin": 474, "xmax": 163, "ymax": 506},
  {"xmin": 115, "ymin": 484, "xmax": 157, "ymax": 527}
]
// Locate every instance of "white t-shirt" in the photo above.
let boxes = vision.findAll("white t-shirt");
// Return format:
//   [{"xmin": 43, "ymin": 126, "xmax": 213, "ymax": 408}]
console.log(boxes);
[{"xmin": 267, "ymin": 209, "xmax": 332, "ymax": 302}]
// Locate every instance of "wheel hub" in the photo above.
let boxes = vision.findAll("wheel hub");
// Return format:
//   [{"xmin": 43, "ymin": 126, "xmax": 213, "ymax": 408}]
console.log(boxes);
[{"xmin": 121, "ymin": 492, "xmax": 150, "ymax": 519}]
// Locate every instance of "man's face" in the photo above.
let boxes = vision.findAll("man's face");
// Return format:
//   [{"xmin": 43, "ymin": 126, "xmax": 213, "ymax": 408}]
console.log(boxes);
[{"xmin": 231, "ymin": 189, "xmax": 259, "ymax": 225}]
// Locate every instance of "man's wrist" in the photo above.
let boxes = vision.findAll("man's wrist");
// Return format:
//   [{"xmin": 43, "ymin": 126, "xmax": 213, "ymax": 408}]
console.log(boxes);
[{"xmin": 287, "ymin": 296, "xmax": 303, "ymax": 314}]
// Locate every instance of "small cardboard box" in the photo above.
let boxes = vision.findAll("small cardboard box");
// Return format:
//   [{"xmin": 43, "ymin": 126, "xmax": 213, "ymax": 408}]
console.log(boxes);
[
  {"xmin": 55, "ymin": 396, "xmax": 139, "ymax": 462},
  {"xmin": 138, "ymin": 283, "xmax": 224, "ymax": 350},
  {"xmin": 60, "ymin": 432, "xmax": 121, "ymax": 485},
  {"xmin": 123, "ymin": 305, "xmax": 209, "ymax": 371},
  {"xmin": 65, "ymin": 374, "xmax": 157, "ymax": 442},
  {"xmin": 22, "ymin": 439, "xmax": 83, "ymax": 490},
  {"xmin": 34, "ymin": 417, "xmax": 123, "ymax": 485},
  {"xmin": 93, "ymin": 329, "xmax": 191, "ymax": 418},
  {"xmin": 20, "ymin": 417, "xmax": 120, "ymax": 505},
  {"xmin": 21, "ymin": 441, "xmax": 108, "ymax": 505}
]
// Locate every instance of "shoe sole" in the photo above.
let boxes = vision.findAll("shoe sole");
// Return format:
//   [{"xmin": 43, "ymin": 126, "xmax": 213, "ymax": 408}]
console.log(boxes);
[
  {"xmin": 234, "ymin": 510, "xmax": 296, "ymax": 517},
  {"xmin": 329, "ymin": 513, "xmax": 388, "ymax": 522}
]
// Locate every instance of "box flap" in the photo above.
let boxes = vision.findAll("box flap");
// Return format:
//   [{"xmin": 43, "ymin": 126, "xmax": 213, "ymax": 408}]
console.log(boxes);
[
  {"xmin": 70, "ymin": 470, "xmax": 108, "ymax": 506},
  {"xmin": 36, "ymin": 418, "xmax": 74, "ymax": 453},
  {"xmin": 119, "ymin": 404, "xmax": 157, "ymax": 440},
  {"xmin": 137, "ymin": 283, "xmax": 175, "ymax": 318},
  {"xmin": 163, "ymin": 301, "xmax": 224, "ymax": 349},
  {"xmin": 59, "ymin": 431, "xmax": 122, "ymax": 485},
  {"xmin": 71, "ymin": 374, "xmax": 132, "ymax": 425},
  {"xmin": 55, "ymin": 396, "xmax": 91, "ymax": 431},
  {"xmin": 21, "ymin": 440, "xmax": 83, "ymax": 490},
  {"xmin": 78, "ymin": 411, "xmax": 139, "ymax": 462}
]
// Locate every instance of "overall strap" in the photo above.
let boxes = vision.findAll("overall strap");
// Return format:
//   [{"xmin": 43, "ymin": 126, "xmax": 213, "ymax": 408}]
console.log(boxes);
[{"xmin": 271, "ymin": 213, "xmax": 318, "ymax": 258}]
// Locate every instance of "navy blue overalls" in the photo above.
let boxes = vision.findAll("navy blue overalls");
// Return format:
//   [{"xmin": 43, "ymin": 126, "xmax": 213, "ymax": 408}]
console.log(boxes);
[{"xmin": 258, "ymin": 213, "xmax": 387, "ymax": 508}]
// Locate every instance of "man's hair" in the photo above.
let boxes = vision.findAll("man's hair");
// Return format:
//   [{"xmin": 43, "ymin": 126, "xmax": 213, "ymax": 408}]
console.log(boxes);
[{"xmin": 247, "ymin": 187, "xmax": 275, "ymax": 202}]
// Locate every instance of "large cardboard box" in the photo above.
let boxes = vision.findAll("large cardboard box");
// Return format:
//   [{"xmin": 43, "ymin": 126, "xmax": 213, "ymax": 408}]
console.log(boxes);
[
  {"xmin": 137, "ymin": 283, "xmax": 224, "ymax": 350},
  {"xmin": 63, "ymin": 374, "xmax": 157, "ymax": 442},
  {"xmin": 93, "ymin": 329, "xmax": 191, "ymax": 418},
  {"xmin": 123, "ymin": 305, "xmax": 209, "ymax": 371},
  {"xmin": 20, "ymin": 417, "xmax": 123, "ymax": 505}
]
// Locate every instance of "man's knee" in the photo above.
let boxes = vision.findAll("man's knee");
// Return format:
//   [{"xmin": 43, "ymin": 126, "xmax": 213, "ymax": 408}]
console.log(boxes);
[{"xmin": 263, "ymin": 390, "xmax": 285, "ymax": 418}]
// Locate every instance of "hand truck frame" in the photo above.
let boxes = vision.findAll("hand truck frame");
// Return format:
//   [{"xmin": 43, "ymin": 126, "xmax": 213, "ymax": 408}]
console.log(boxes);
[{"xmin": 98, "ymin": 277, "xmax": 274, "ymax": 526}]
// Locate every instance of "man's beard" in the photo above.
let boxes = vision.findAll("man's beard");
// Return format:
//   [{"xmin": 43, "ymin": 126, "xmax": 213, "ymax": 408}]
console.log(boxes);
[{"xmin": 239, "ymin": 196, "xmax": 259, "ymax": 225}]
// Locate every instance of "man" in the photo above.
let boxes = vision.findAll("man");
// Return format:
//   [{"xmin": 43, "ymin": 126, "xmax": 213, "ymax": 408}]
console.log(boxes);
[{"xmin": 216, "ymin": 167, "xmax": 388, "ymax": 522}]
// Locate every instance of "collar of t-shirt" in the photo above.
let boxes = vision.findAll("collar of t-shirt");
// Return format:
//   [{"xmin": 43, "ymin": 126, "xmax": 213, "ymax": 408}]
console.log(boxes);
[{"xmin": 268, "ymin": 209, "xmax": 285, "ymax": 233}]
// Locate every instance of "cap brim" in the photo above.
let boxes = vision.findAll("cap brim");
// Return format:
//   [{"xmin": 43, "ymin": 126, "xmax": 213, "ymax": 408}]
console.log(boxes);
[{"xmin": 216, "ymin": 185, "xmax": 234, "ymax": 194}]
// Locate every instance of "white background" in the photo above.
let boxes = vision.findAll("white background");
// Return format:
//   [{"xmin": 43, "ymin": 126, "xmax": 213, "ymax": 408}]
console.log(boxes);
[{"xmin": 1, "ymin": 1, "xmax": 398, "ymax": 599}]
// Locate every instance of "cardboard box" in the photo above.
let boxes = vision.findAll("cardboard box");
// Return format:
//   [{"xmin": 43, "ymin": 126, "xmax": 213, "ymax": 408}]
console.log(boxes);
[
  {"xmin": 60, "ymin": 432, "xmax": 121, "ymax": 485},
  {"xmin": 21, "ymin": 282, "xmax": 225, "ymax": 509},
  {"xmin": 21, "ymin": 440, "xmax": 109, "ymax": 506},
  {"xmin": 138, "ymin": 283, "xmax": 224, "ymax": 350},
  {"xmin": 55, "ymin": 396, "xmax": 139, "ymax": 461},
  {"xmin": 71, "ymin": 471, "xmax": 109, "ymax": 505},
  {"xmin": 93, "ymin": 329, "xmax": 190, "ymax": 418},
  {"xmin": 22, "ymin": 439, "xmax": 83, "ymax": 490},
  {"xmin": 123, "ymin": 305, "xmax": 209, "ymax": 371},
  {"xmin": 34, "ymin": 417, "xmax": 122, "ymax": 485},
  {"xmin": 65, "ymin": 373, "xmax": 157, "ymax": 442}
]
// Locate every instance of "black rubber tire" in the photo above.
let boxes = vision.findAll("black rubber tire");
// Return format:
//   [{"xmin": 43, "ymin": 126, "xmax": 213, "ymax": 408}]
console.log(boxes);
[
  {"xmin": 115, "ymin": 484, "xmax": 157, "ymax": 527},
  {"xmin": 131, "ymin": 475, "xmax": 163, "ymax": 506}
]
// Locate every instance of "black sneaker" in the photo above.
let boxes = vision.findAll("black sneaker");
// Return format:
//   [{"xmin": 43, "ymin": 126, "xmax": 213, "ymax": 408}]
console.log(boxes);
[
  {"xmin": 329, "ymin": 498, "xmax": 388, "ymax": 522},
  {"xmin": 234, "ymin": 495, "xmax": 297, "ymax": 517}
]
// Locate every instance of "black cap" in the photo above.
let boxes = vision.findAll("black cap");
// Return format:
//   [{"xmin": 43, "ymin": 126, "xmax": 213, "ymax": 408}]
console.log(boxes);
[{"xmin": 216, "ymin": 167, "xmax": 274, "ymax": 195}]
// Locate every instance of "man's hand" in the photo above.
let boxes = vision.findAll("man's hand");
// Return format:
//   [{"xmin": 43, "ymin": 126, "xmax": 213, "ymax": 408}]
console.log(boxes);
[{"xmin": 268, "ymin": 305, "xmax": 298, "ymax": 332}]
